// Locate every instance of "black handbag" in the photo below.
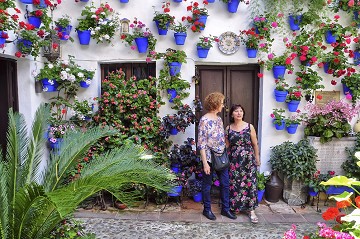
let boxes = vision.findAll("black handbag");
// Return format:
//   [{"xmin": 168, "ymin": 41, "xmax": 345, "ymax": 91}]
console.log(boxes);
[{"xmin": 210, "ymin": 148, "xmax": 230, "ymax": 171}]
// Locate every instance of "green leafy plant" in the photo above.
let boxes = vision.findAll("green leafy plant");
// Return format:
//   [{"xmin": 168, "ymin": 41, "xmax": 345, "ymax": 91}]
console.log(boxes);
[
  {"xmin": 47, "ymin": 218, "xmax": 95, "ymax": 239},
  {"xmin": 286, "ymin": 86, "xmax": 302, "ymax": 102},
  {"xmin": 320, "ymin": 50, "xmax": 349, "ymax": 78},
  {"xmin": 342, "ymin": 133, "xmax": 360, "ymax": 179},
  {"xmin": 270, "ymin": 108, "xmax": 285, "ymax": 126},
  {"xmin": 76, "ymin": 4, "xmax": 97, "ymax": 31},
  {"xmin": 70, "ymin": 97, "xmax": 93, "ymax": 121},
  {"xmin": 0, "ymin": 105, "xmax": 174, "ymax": 239},
  {"xmin": 304, "ymin": 100, "xmax": 358, "ymax": 143},
  {"xmin": 0, "ymin": 7, "xmax": 20, "ymax": 31},
  {"xmin": 284, "ymin": 111, "xmax": 306, "ymax": 127},
  {"xmin": 264, "ymin": 52, "xmax": 295, "ymax": 72},
  {"xmin": 341, "ymin": 73, "xmax": 360, "ymax": 103},
  {"xmin": 170, "ymin": 21, "xmax": 189, "ymax": 33},
  {"xmin": 155, "ymin": 48, "xmax": 187, "ymax": 63},
  {"xmin": 253, "ymin": 13, "xmax": 279, "ymax": 45},
  {"xmin": 269, "ymin": 139, "xmax": 318, "ymax": 181},
  {"xmin": 304, "ymin": 170, "xmax": 335, "ymax": 193},
  {"xmin": 239, "ymin": 28, "xmax": 261, "ymax": 50},
  {"xmin": 257, "ymin": 171, "xmax": 270, "ymax": 190},
  {"xmin": 55, "ymin": 14, "xmax": 71, "ymax": 28},
  {"xmin": 295, "ymin": 68, "xmax": 324, "ymax": 96},
  {"xmin": 161, "ymin": 104, "xmax": 196, "ymax": 136},
  {"xmin": 184, "ymin": 1, "xmax": 209, "ymax": 32},
  {"xmin": 274, "ymin": 77, "xmax": 289, "ymax": 91},
  {"xmin": 196, "ymin": 35, "xmax": 219, "ymax": 49},
  {"xmin": 152, "ymin": 0, "xmax": 174, "ymax": 30}
]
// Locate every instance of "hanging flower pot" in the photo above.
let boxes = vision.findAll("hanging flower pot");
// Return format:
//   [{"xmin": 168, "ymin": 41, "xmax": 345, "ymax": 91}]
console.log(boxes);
[
  {"xmin": 57, "ymin": 25, "xmax": 72, "ymax": 41},
  {"xmin": 77, "ymin": 30, "xmax": 91, "ymax": 45},
  {"xmin": 28, "ymin": 16, "xmax": 42, "ymax": 28},
  {"xmin": 20, "ymin": 0, "xmax": 33, "ymax": 4},
  {"xmin": 325, "ymin": 30, "xmax": 337, "ymax": 44},
  {"xmin": 323, "ymin": 62, "xmax": 331, "ymax": 74},
  {"xmin": 168, "ymin": 185, "xmax": 183, "ymax": 197},
  {"xmin": 193, "ymin": 192, "xmax": 202, "ymax": 202},
  {"xmin": 198, "ymin": 15, "xmax": 207, "ymax": 31},
  {"xmin": 35, "ymin": 0, "xmax": 47, "ymax": 8},
  {"xmin": 354, "ymin": 11, "xmax": 360, "ymax": 28},
  {"xmin": 0, "ymin": 31, "xmax": 7, "ymax": 46},
  {"xmin": 227, "ymin": 0, "xmax": 240, "ymax": 13},
  {"xmin": 167, "ymin": 88, "xmax": 177, "ymax": 103},
  {"xmin": 207, "ymin": 0, "xmax": 215, "ymax": 2},
  {"xmin": 173, "ymin": 0, "xmax": 182, "ymax": 2},
  {"xmin": 272, "ymin": 65, "xmax": 286, "ymax": 79},
  {"xmin": 120, "ymin": 0, "xmax": 129, "ymax": 2},
  {"xmin": 80, "ymin": 0, "xmax": 90, "ymax": 2},
  {"xmin": 288, "ymin": 15, "xmax": 302, "ymax": 31},
  {"xmin": 308, "ymin": 187, "xmax": 318, "ymax": 197},
  {"xmin": 354, "ymin": 50, "xmax": 360, "ymax": 65},
  {"xmin": 286, "ymin": 123, "xmax": 299, "ymax": 134},
  {"xmin": 41, "ymin": 78, "xmax": 59, "ymax": 92},
  {"xmin": 246, "ymin": 48, "xmax": 257, "ymax": 58},
  {"xmin": 134, "ymin": 37, "xmax": 148, "ymax": 53},
  {"xmin": 169, "ymin": 127, "xmax": 179, "ymax": 135},
  {"xmin": 155, "ymin": 21, "xmax": 170, "ymax": 35},
  {"xmin": 174, "ymin": 32, "xmax": 187, "ymax": 45},
  {"xmin": 80, "ymin": 78, "xmax": 92, "ymax": 88},
  {"xmin": 274, "ymin": 89, "xmax": 288, "ymax": 102},
  {"xmin": 197, "ymin": 46, "xmax": 210, "ymax": 58},
  {"xmin": 171, "ymin": 163, "xmax": 181, "ymax": 173},
  {"xmin": 257, "ymin": 189, "xmax": 265, "ymax": 202},
  {"xmin": 168, "ymin": 62, "xmax": 182, "ymax": 76},
  {"xmin": 287, "ymin": 100, "xmax": 300, "ymax": 112},
  {"xmin": 273, "ymin": 119, "xmax": 285, "ymax": 130},
  {"xmin": 342, "ymin": 83, "xmax": 352, "ymax": 96}
]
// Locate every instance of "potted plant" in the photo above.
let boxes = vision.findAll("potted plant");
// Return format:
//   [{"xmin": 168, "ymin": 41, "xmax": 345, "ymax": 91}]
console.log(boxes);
[
  {"xmin": 27, "ymin": 9, "xmax": 51, "ymax": 28},
  {"xmin": 188, "ymin": 178, "xmax": 202, "ymax": 202},
  {"xmin": 341, "ymin": 73, "xmax": 360, "ymax": 102},
  {"xmin": 304, "ymin": 100, "xmax": 358, "ymax": 143},
  {"xmin": 55, "ymin": 14, "xmax": 73, "ymax": 41},
  {"xmin": 295, "ymin": 68, "xmax": 324, "ymax": 101},
  {"xmin": 120, "ymin": 17, "xmax": 157, "ymax": 55},
  {"xmin": 75, "ymin": 4, "xmax": 97, "ymax": 45},
  {"xmin": 170, "ymin": 21, "xmax": 189, "ymax": 45},
  {"xmin": 196, "ymin": 34, "xmax": 219, "ymax": 58},
  {"xmin": 270, "ymin": 108, "xmax": 286, "ymax": 130},
  {"xmin": 220, "ymin": 0, "xmax": 248, "ymax": 13},
  {"xmin": 273, "ymin": 77, "xmax": 289, "ymax": 102},
  {"xmin": 285, "ymin": 86, "xmax": 302, "ymax": 112},
  {"xmin": 265, "ymin": 52, "xmax": 295, "ymax": 79},
  {"xmin": 284, "ymin": 111, "xmax": 306, "ymax": 134},
  {"xmin": 257, "ymin": 171, "xmax": 270, "ymax": 202},
  {"xmin": 238, "ymin": 28, "xmax": 262, "ymax": 58},
  {"xmin": 253, "ymin": 13, "xmax": 280, "ymax": 45},
  {"xmin": 320, "ymin": 15, "xmax": 350, "ymax": 44},
  {"xmin": 290, "ymin": 30, "xmax": 322, "ymax": 66},
  {"xmin": 152, "ymin": 1, "xmax": 174, "ymax": 35},
  {"xmin": 157, "ymin": 68, "xmax": 190, "ymax": 104},
  {"xmin": 305, "ymin": 170, "xmax": 335, "ymax": 196},
  {"xmin": 15, "ymin": 21, "xmax": 49, "ymax": 59},
  {"xmin": 70, "ymin": 97, "xmax": 94, "ymax": 121},
  {"xmin": 184, "ymin": 1, "xmax": 209, "ymax": 32},
  {"xmin": 47, "ymin": 122, "xmax": 75, "ymax": 150},
  {"xmin": 155, "ymin": 48, "xmax": 187, "ymax": 76},
  {"xmin": 161, "ymin": 105, "xmax": 196, "ymax": 136},
  {"xmin": 269, "ymin": 139, "xmax": 318, "ymax": 205},
  {"xmin": 320, "ymin": 51, "xmax": 349, "ymax": 77},
  {"xmin": 0, "ymin": 7, "xmax": 20, "ymax": 45},
  {"xmin": 35, "ymin": 62, "xmax": 61, "ymax": 92}
]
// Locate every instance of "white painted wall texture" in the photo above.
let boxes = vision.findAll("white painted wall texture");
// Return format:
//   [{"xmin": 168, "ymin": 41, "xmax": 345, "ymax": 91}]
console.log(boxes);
[{"xmin": 0, "ymin": 0, "xmax": 357, "ymax": 173}]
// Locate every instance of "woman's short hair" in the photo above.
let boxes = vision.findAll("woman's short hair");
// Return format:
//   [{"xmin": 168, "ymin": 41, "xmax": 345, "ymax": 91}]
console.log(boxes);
[
  {"xmin": 204, "ymin": 92, "xmax": 225, "ymax": 111},
  {"xmin": 229, "ymin": 104, "xmax": 245, "ymax": 123}
]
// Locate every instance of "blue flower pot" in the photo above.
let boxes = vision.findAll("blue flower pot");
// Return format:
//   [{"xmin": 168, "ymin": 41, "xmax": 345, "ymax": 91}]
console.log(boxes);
[
  {"xmin": 325, "ymin": 30, "xmax": 337, "ymax": 44},
  {"xmin": 227, "ymin": 0, "xmax": 240, "ymax": 13},
  {"xmin": 167, "ymin": 88, "xmax": 177, "ymax": 103},
  {"xmin": 272, "ymin": 65, "xmax": 286, "ymax": 79},
  {"xmin": 326, "ymin": 186, "xmax": 354, "ymax": 195},
  {"xmin": 246, "ymin": 48, "xmax": 257, "ymax": 58},
  {"xmin": 168, "ymin": 62, "xmax": 182, "ymax": 76},
  {"xmin": 274, "ymin": 89, "xmax": 288, "ymax": 102},
  {"xmin": 343, "ymin": 83, "xmax": 352, "ymax": 96},
  {"xmin": 288, "ymin": 15, "xmax": 302, "ymax": 31},
  {"xmin": 20, "ymin": 0, "xmax": 33, "ymax": 4},
  {"xmin": 57, "ymin": 25, "xmax": 72, "ymax": 40},
  {"xmin": 155, "ymin": 20, "xmax": 169, "ymax": 35},
  {"xmin": 197, "ymin": 46, "xmax": 210, "ymax": 58},
  {"xmin": 41, "ymin": 78, "xmax": 59, "ymax": 92},
  {"xmin": 0, "ymin": 31, "xmax": 7, "ymax": 45},
  {"xmin": 173, "ymin": 0, "xmax": 182, "ymax": 2},
  {"xmin": 169, "ymin": 128, "xmax": 179, "ymax": 135},
  {"xmin": 198, "ymin": 15, "xmax": 207, "ymax": 30},
  {"xmin": 207, "ymin": 0, "xmax": 215, "ymax": 2},
  {"xmin": 80, "ymin": 79, "xmax": 91, "ymax": 88},
  {"xmin": 354, "ymin": 11, "xmax": 360, "ymax": 28},
  {"xmin": 354, "ymin": 50, "xmax": 360, "ymax": 65},
  {"xmin": 323, "ymin": 62, "xmax": 330, "ymax": 74},
  {"xmin": 193, "ymin": 192, "xmax": 202, "ymax": 202},
  {"xmin": 77, "ymin": 30, "xmax": 91, "ymax": 45},
  {"xmin": 28, "ymin": 16, "xmax": 41, "ymax": 28},
  {"xmin": 17, "ymin": 39, "xmax": 32, "ymax": 53},
  {"xmin": 171, "ymin": 163, "xmax": 181, "ymax": 173},
  {"xmin": 286, "ymin": 123, "xmax": 299, "ymax": 134},
  {"xmin": 80, "ymin": 0, "xmax": 90, "ymax": 2},
  {"xmin": 168, "ymin": 185, "xmax": 183, "ymax": 197},
  {"xmin": 134, "ymin": 37, "xmax": 148, "ymax": 53},
  {"xmin": 35, "ymin": 0, "xmax": 47, "ymax": 8},
  {"xmin": 287, "ymin": 100, "xmax": 300, "ymax": 112},
  {"xmin": 174, "ymin": 32, "xmax": 187, "ymax": 45},
  {"xmin": 257, "ymin": 189, "xmax": 265, "ymax": 202},
  {"xmin": 274, "ymin": 119, "xmax": 285, "ymax": 130},
  {"xmin": 308, "ymin": 187, "xmax": 318, "ymax": 197}
]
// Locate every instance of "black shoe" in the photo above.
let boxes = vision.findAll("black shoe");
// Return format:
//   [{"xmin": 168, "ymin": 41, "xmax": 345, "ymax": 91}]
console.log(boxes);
[
  {"xmin": 221, "ymin": 210, "xmax": 237, "ymax": 220},
  {"xmin": 203, "ymin": 210, "xmax": 216, "ymax": 220}
]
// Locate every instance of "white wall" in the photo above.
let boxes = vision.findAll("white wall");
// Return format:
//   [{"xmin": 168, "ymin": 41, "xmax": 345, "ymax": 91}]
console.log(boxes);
[{"xmin": 2, "ymin": 0, "xmax": 357, "ymax": 172}]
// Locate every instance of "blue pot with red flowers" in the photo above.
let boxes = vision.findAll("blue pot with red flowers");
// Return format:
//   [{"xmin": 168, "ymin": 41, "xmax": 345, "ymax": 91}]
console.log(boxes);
[
  {"xmin": 174, "ymin": 32, "xmax": 187, "ymax": 45},
  {"xmin": 227, "ymin": 0, "xmax": 240, "ymax": 13}
]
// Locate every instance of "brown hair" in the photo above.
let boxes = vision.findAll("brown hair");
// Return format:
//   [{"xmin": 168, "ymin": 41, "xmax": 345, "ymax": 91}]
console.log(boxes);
[
  {"xmin": 229, "ymin": 104, "xmax": 245, "ymax": 123},
  {"xmin": 204, "ymin": 92, "xmax": 225, "ymax": 111}
]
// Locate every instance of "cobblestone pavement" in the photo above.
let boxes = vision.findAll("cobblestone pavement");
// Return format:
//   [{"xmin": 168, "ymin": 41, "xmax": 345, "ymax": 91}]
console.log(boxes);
[{"xmin": 74, "ymin": 197, "xmax": 332, "ymax": 239}]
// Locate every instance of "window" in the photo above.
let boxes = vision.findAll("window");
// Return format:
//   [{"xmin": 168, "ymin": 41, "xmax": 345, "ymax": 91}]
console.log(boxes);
[{"xmin": 101, "ymin": 63, "xmax": 156, "ymax": 80}]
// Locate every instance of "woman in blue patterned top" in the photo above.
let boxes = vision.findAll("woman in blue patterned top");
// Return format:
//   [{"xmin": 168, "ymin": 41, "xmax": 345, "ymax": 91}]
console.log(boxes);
[{"xmin": 197, "ymin": 92, "xmax": 236, "ymax": 221}]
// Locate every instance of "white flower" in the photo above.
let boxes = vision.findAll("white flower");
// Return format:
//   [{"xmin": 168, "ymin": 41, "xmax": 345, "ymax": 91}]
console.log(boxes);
[
  {"xmin": 109, "ymin": 22, "xmax": 113, "ymax": 27},
  {"xmin": 68, "ymin": 74, "xmax": 76, "ymax": 82},
  {"xmin": 91, "ymin": 14, "xmax": 96, "ymax": 18},
  {"xmin": 65, "ymin": 68, "xmax": 70, "ymax": 72},
  {"xmin": 355, "ymin": 151, "xmax": 360, "ymax": 160},
  {"xmin": 140, "ymin": 154, "xmax": 153, "ymax": 160},
  {"xmin": 48, "ymin": 63, "xmax": 54, "ymax": 69},
  {"xmin": 48, "ymin": 79, "xmax": 55, "ymax": 85},
  {"xmin": 43, "ymin": 87, "xmax": 48, "ymax": 92},
  {"xmin": 264, "ymin": 171, "xmax": 271, "ymax": 177},
  {"xmin": 60, "ymin": 71, "xmax": 68, "ymax": 80},
  {"xmin": 95, "ymin": 27, "xmax": 100, "ymax": 31},
  {"xmin": 77, "ymin": 72, "xmax": 84, "ymax": 78},
  {"xmin": 104, "ymin": 34, "xmax": 110, "ymax": 40},
  {"xmin": 91, "ymin": 30, "xmax": 95, "ymax": 35},
  {"xmin": 101, "ymin": 12, "xmax": 106, "ymax": 16}
]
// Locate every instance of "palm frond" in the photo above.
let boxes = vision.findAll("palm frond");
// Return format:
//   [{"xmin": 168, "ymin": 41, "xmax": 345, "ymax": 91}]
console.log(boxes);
[
  {"xmin": 43, "ymin": 126, "xmax": 117, "ymax": 192},
  {"xmin": 0, "ymin": 161, "xmax": 9, "ymax": 239},
  {"xmin": 21, "ymin": 104, "xmax": 49, "ymax": 185}
]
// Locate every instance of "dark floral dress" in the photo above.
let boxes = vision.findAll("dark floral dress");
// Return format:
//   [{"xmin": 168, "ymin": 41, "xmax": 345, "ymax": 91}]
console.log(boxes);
[{"xmin": 226, "ymin": 124, "xmax": 258, "ymax": 212}]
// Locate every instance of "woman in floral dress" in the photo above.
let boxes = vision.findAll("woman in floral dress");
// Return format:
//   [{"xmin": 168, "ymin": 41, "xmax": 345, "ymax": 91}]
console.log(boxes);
[{"xmin": 225, "ymin": 104, "xmax": 260, "ymax": 223}]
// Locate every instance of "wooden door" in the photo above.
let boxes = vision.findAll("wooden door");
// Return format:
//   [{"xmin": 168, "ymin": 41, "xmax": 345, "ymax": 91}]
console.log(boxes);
[
  {"xmin": 195, "ymin": 64, "xmax": 260, "ymax": 131},
  {"xmin": 0, "ymin": 57, "xmax": 18, "ymax": 153}
]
